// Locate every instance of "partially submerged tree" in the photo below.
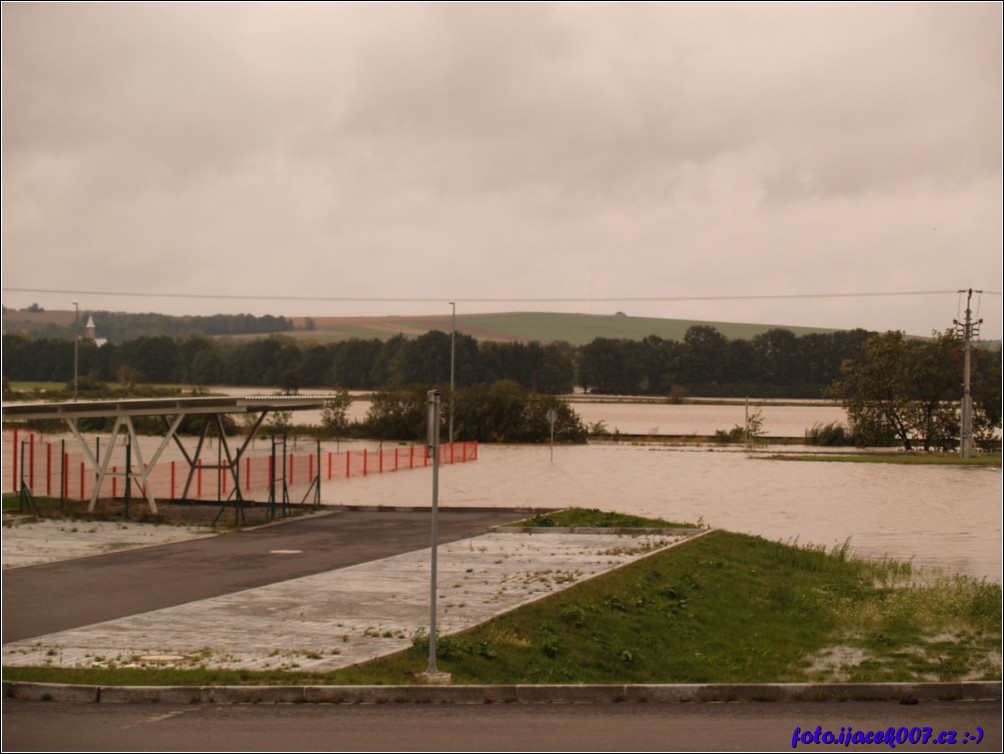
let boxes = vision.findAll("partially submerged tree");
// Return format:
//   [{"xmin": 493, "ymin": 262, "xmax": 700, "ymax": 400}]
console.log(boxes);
[
  {"xmin": 826, "ymin": 330, "xmax": 993, "ymax": 451},
  {"xmin": 320, "ymin": 388, "xmax": 353, "ymax": 437}
]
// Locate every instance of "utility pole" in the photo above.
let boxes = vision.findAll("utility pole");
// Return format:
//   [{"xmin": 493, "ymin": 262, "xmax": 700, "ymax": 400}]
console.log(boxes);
[
  {"xmin": 448, "ymin": 301, "xmax": 456, "ymax": 446},
  {"xmin": 72, "ymin": 301, "xmax": 79, "ymax": 402},
  {"xmin": 954, "ymin": 289, "xmax": 982, "ymax": 458}
]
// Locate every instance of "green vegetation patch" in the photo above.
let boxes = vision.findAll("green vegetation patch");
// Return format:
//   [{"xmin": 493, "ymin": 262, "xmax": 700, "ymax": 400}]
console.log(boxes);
[
  {"xmin": 455, "ymin": 312, "xmax": 832, "ymax": 346},
  {"xmin": 766, "ymin": 453, "xmax": 1001, "ymax": 467},
  {"xmin": 4, "ymin": 531, "xmax": 999, "ymax": 687},
  {"xmin": 505, "ymin": 507, "xmax": 694, "ymax": 529}
]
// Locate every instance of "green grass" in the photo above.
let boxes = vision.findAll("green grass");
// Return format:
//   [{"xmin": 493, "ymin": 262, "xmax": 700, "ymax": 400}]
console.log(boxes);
[
  {"xmin": 6, "ymin": 381, "xmax": 68, "ymax": 392},
  {"xmin": 271, "ymin": 312, "xmax": 835, "ymax": 346},
  {"xmin": 505, "ymin": 507, "xmax": 695, "ymax": 529},
  {"xmin": 767, "ymin": 453, "xmax": 1001, "ymax": 467},
  {"xmin": 456, "ymin": 312, "xmax": 833, "ymax": 345},
  {"xmin": 4, "ymin": 382, "xmax": 200, "ymax": 403},
  {"xmin": 4, "ymin": 529, "xmax": 998, "ymax": 687}
]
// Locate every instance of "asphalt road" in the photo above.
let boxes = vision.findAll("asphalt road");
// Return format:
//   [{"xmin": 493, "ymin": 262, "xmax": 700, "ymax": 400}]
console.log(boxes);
[
  {"xmin": 2, "ymin": 508, "xmax": 531, "ymax": 641},
  {"xmin": 3, "ymin": 699, "xmax": 1000, "ymax": 752}
]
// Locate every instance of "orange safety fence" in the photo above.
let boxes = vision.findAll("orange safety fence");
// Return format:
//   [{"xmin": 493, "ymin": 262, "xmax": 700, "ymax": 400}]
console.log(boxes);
[{"xmin": 3, "ymin": 428, "xmax": 477, "ymax": 502}]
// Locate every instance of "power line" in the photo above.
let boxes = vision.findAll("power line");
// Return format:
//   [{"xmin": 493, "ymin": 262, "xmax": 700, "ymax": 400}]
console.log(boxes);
[{"xmin": 3, "ymin": 286, "xmax": 1000, "ymax": 305}]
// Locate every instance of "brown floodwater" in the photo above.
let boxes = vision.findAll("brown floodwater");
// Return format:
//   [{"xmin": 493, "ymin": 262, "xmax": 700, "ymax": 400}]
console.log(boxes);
[{"xmin": 326, "ymin": 443, "xmax": 1001, "ymax": 582}]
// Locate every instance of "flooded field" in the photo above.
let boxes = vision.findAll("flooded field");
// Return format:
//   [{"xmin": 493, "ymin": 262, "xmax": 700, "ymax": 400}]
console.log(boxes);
[
  {"xmin": 235, "ymin": 389, "xmax": 847, "ymax": 438},
  {"xmin": 326, "ymin": 442, "xmax": 1002, "ymax": 582},
  {"xmin": 569, "ymin": 400, "xmax": 846, "ymax": 437},
  {"xmin": 4, "ymin": 399, "xmax": 1000, "ymax": 582}
]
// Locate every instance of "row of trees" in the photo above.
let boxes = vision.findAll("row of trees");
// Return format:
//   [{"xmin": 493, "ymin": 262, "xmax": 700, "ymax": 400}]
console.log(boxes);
[
  {"xmin": 2, "ymin": 309, "xmax": 293, "ymax": 342},
  {"xmin": 4, "ymin": 325, "xmax": 999, "ymax": 450},
  {"xmin": 2, "ymin": 331, "xmax": 576, "ymax": 395},
  {"xmin": 578, "ymin": 326, "xmax": 877, "ymax": 397},
  {"xmin": 3, "ymin": 326, "xmax": 891, "ymax": 398}
]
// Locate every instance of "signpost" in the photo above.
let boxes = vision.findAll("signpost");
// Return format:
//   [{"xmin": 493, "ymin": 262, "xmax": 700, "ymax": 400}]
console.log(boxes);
[{"xmin": 546, "ymin": 408, "xmax": 557, "ymax": 462}]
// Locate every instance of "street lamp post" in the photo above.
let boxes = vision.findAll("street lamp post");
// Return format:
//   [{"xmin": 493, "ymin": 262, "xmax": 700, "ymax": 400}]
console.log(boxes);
[
  {"xmin": 424, "ymin": 389, "xmax": 448, "ymax": 682},
  {"xmin": 72, "ymin": 301, "xmax": 79, "ymax": 402}
]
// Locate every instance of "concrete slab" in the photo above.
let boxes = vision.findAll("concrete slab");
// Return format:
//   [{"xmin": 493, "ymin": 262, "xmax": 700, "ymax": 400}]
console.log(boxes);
[{"xmin": 1, "ymin": 518, "xmax": 215, "ymax": 569}]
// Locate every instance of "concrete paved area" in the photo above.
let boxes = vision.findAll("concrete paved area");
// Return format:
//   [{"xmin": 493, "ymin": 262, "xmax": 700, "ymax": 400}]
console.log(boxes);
[
  {"xmin": 2, "ymin": 517, "xmax": 215, "ymax": 569},
  {"xmin": 2, "ymin": 508, "xmax": 540, "ymax": 641},
  {"xmin": 2, "ymin": 509, "xmax": 692, "ymax": 672}
]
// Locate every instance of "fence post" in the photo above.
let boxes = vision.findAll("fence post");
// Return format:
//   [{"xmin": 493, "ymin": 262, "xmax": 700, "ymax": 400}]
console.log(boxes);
[
  {"xmin": 46, "ymin": 443, "xmax": 52, "ymax": 496},
  {"xmin": 363, "ymin": 449, "xmax": 368, "ymax": 476},
  {"xmin": 12, "ymin": 428, "xmax": 18, "ymax": 493},
  {"xmin": 61, "ymin": 441, "xmax": 67, "ymax": 504},
  {"xmin": 124, "ymin": 443, "xmax": 131, "ymax": 520},
  {"xmin": 269, "ymin": 438, "xmax": 276, "ymax": 511},
  {"xmin": 346, "ymin": 450, "xmax": 351, "ymax": 479},
  {"xmin": 171, "ymin": 461, "xmax": 176, "ymax": 500}
]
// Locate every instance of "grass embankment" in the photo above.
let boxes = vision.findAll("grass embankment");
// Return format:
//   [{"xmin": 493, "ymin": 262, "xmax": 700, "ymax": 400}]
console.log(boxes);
[
  {"xmin": 4, "ymin": 528, "xmax": 999, "ymax": 687},
  {"xmin": 767, "ymin": 453, "xmax": 1001, "ymax": 467},
  {"xmin": 337, "ymin": 531, "xmax": 1000, "ymax": 685},
  {"xmin": 503, "ymin": 507, "xmax": 694, "ymax": 529}
]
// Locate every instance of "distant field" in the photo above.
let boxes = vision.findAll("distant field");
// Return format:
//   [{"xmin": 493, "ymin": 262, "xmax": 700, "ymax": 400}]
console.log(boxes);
[{"xmin": 285, "ymin": 311, "xmax": 836, "ymax": 345}]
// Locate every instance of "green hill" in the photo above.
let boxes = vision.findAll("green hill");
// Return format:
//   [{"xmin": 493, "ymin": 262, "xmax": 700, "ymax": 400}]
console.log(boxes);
[{"xmin": 290, "ymin": 311, "xmax": 837, "ymax": 345}]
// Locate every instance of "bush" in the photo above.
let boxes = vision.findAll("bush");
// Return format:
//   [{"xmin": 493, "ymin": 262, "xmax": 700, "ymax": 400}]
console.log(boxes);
[{"xmin": 804, "ymin": 421, "xmax": 853, "ymax": 446}]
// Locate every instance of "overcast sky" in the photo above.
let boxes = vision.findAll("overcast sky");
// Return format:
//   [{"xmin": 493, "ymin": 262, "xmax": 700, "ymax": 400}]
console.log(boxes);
[{"xmin": 3, "ymin": 2, "xmax": 1001, "ymax": 338}]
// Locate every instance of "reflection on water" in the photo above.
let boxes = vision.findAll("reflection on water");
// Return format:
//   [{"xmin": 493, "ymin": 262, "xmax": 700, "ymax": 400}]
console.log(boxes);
[{"xmin": 327, "ymin": 443, "xmax": 1002, "ymax": 582}]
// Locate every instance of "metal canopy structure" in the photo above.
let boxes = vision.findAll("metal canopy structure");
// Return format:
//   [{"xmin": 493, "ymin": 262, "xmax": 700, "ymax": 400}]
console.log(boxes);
[{"xmin": 3, "ymin": 396, "xmax": 326, "ymax": 513}]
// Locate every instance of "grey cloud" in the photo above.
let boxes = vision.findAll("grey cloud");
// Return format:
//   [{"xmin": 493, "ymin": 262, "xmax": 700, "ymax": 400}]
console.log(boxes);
[{"xmin": 2, "ymin": 2, "xmax": 999, "ymax": 337}]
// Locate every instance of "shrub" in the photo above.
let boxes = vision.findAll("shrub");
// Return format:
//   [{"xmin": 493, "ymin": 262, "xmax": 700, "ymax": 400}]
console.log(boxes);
[{"xmin": 804, "ymin": 421, "xmax": 853, "ymax": 446}]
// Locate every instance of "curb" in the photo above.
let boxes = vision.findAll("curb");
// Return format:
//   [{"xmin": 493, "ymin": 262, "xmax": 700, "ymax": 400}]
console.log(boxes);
[
  {"xmin": 3, "ymin": 681, "xmax": 1000, "ymax": 705},
  {"xmin": 490, "ymin": 526, "xmax": 704, "ymax": 537}
]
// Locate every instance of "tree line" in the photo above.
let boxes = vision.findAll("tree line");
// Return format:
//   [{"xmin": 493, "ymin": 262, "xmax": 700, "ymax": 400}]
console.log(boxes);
[
  {"xmin": 2, "ymin": 309, "xmax": 293, "ymax": 342},
  {"xmin": 3, "ymin": 325, "xmax": 999, "ymax": 450},
  {"xmin": 3, "ymin": 325, "xmax": 892, "ymax": 398}
]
